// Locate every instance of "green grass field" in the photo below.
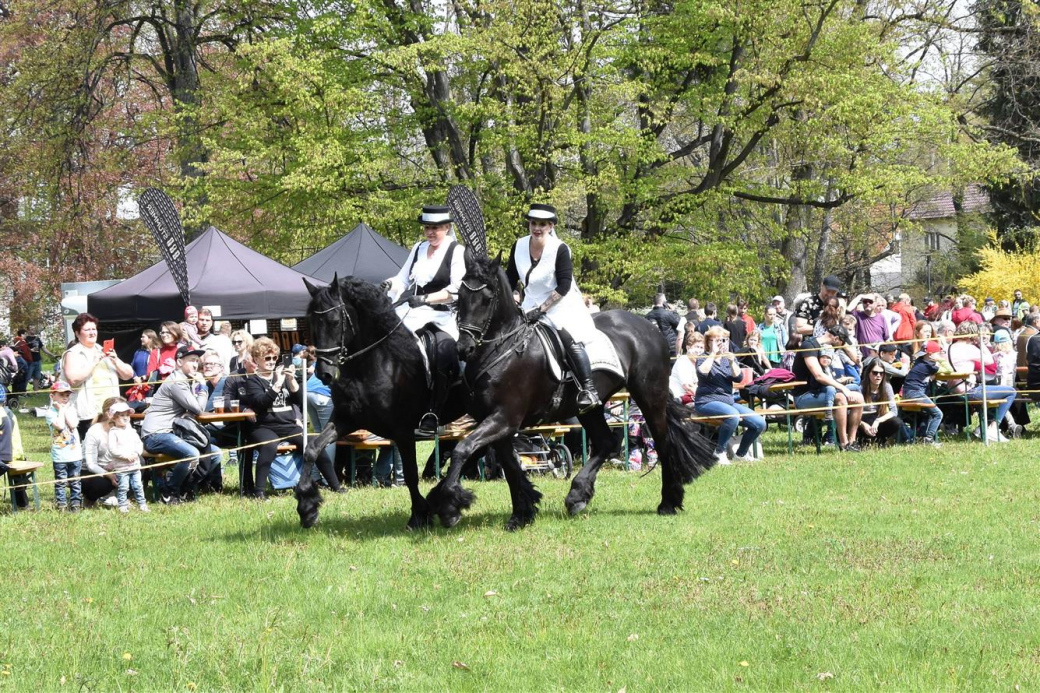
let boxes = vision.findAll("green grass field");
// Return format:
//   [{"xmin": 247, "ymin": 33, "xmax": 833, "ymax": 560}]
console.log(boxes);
[{"xmin": 3, "ymin": 390, "xmax": 1040, "ymax": 690}]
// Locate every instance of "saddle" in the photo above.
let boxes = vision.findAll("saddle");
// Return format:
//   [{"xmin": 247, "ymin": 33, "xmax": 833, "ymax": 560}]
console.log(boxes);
[
  {"xmin": 418, "ymin": 327, "xmax": 461, "ymax": 388},
  {"xmin": 533, "ymin": 322, "xmax": 569, "ymax": 383}
]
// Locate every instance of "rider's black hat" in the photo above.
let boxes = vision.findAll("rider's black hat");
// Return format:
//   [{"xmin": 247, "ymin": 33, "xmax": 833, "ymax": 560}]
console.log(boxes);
[
  {"xmin": 526, "ymin": 203, "xmax": 558, "ymax": 223},
  {"xmin": 418, "ymin": 205, "xmax": 452, "ymax": 225}
]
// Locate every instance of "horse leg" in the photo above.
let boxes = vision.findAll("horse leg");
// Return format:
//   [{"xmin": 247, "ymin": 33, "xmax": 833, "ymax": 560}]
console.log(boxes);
[
  {"xmin": 564, "ymin": 407, "xmax": 619, "ymax": 515},
  {"xmin": 396, "ymin": 437, "xmax": 432, "ymax": 530},
  {"xmin": 296, "ymin": 421, "xmax": 338, "ymax": 528},
  {"xmin": 427, "ymin": 412, "xmax": 520, "ymax": 528},
  {"xmin": 492, "ymin": 437, "xmax": 543, "ymax": 531}
]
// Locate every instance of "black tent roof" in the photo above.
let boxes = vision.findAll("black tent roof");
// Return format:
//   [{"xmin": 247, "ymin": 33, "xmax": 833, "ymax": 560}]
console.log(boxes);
[
  {"xmin": 89, "ymin": 226, "xmax": 325, "ymax": 321},
  {"xmin": 292, "ymin": 222, "xmax": 410, "ymax": 284}
]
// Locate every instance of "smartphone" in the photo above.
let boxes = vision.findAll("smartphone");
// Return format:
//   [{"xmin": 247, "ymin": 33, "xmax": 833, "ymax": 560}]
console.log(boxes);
[
  {"xmin": 102, "ymin": 339, "xmax": 115, "ymax": 354},
  {"xmin": 279, "ymin": 353, "xmax": 292, "ymax": 368}
]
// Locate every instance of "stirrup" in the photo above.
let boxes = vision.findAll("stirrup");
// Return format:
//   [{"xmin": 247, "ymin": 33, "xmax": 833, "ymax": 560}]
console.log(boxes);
[
  {"xmin": 417, "ymin": 411, "xmax": 440, "ymax": 434},
  {"xmin": 577, "ymin": 388, "xmax": 600, "ymax": 413}
]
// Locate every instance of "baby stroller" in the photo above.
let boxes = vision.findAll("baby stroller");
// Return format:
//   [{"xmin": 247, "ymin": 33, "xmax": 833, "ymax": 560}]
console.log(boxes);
[{"xmin": 514, "ymin": 428, "xmax": 574, "ymax": 479}]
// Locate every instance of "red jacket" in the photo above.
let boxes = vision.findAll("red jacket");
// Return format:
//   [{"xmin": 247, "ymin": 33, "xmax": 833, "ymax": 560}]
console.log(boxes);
[{"xmin": 892, "ymin": 302, "xmax": 917, "ymax": 341}]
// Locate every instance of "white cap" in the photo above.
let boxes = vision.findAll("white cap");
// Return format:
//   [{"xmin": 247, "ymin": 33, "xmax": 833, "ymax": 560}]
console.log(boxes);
[{"xmin": 772, "ymin": 295, "xmax": 785, "ymax": 303}]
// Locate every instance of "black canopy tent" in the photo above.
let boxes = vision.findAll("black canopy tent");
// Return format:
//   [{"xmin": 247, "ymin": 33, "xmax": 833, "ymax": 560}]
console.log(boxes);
[
  {"xmin": 292, "ymin": 222, "xmax": 410, "ymax": 284},
  {"xmin": 89, "ymin": 226, "xmax": 325, "ymax": 322}
]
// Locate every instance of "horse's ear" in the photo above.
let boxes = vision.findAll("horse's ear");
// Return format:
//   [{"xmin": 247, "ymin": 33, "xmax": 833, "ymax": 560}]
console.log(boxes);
[
  {"xmin": 495, "ymin": 249, "xmax": 504, "ymax": 267},
  {"xmin": 332, "ymin": 272, "xmax": 339, "ymax": 287},
  {"xmin": 303, "ymin": 278, "xmax": 321, "ymax": 297}
]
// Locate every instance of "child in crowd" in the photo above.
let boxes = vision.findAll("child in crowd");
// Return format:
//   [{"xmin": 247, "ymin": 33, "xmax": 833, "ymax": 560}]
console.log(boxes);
[
  {"xmin": 180, "ymin": 306, "xmax": 203, "ymax": 349},
  {"xmin": 899, "ymin": 340, "xmax": 945, "ymax": 447},
  {"xmin": 992, "ymin": 331, "xmax": 1023, "ymax": 437},
  {"xmin": 46, "ymin": 381, "xmax": 83, "ymax": 511},
  {"xmin": 105, "ymin": 400, "xmax": 149, "ymax": 513}
]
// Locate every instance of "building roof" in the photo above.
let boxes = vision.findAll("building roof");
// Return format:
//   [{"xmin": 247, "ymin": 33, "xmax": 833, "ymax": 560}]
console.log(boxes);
[{"xmin": 906, "ymin": 184, "xmax": 991, "ymax": 220}]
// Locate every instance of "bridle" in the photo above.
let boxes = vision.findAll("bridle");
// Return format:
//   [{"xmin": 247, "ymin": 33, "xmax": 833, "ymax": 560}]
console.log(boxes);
[
  {"xmin": 311, "ymin": 297, "xmax": 405, "ymax": 367},
  {"xmin": 457, "ymin": 278, "xmax": 499, "ymax": 348}
]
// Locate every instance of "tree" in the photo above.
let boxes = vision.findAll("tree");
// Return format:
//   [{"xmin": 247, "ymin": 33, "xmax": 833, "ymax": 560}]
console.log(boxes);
[{"xmin": 974, "ymin": 0, "xmax": 1040, "ymax": 242}]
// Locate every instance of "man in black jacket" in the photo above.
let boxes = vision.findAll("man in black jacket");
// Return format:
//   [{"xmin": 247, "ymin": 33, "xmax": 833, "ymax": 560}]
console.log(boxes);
[{"xmin": 646, "ymin": 294, "xmax": 680, "ymax": 357}]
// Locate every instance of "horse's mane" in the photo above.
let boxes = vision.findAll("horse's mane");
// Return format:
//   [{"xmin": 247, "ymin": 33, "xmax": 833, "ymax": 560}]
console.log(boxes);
[
  {"xmin": 468, "ymin": 253, "xmax": 511, "ymax": 294},
  {"xmin": 329, "ymin": 277, "xmax": 419, "ymax": 365}
]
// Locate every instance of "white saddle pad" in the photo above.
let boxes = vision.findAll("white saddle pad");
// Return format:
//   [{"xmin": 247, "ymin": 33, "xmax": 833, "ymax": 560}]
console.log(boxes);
[{"xmin": 535, "ymin": 326, "xmax": 624, "ymax": 381}]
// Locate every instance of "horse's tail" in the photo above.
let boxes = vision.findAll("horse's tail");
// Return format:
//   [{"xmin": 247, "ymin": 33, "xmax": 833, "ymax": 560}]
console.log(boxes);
[{"xmin": 665, "ymin": 399, "xmax": 718, "ymax": 483}]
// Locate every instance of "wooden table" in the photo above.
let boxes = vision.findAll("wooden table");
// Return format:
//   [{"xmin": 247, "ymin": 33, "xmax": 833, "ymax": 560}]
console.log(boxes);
[{"xmin": 935, "ymin": 371, "xmax": 973, "ymax": 382}]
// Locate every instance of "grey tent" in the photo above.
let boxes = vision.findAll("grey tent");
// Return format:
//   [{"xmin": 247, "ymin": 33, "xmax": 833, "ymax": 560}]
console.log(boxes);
[
  {"xmin": 89, "ymin": 226, "xmax": 325, "ymax": 321},
  {"xmin": 292, "ymin": 222, "xmax": 410, "ymax": 284}
]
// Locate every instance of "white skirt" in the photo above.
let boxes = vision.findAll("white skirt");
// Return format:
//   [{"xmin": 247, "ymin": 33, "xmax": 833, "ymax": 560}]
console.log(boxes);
[{"xmin": 395, "ymin": 303, "xmax": 459, "ymax": 341}]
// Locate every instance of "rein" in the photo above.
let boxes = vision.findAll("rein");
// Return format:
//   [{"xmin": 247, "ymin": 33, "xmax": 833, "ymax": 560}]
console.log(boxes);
[
  {"xmin": 458, "ymin": 277, "xmax": 532, "ymax": 384},
  {"xmin": 312, "ymin": 300, "xmax": 406, "ymax": 366}
]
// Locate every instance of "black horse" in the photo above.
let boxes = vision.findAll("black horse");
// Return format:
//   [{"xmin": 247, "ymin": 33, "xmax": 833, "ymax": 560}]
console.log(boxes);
[
  {"xmin": 297, "ymin": 275, "xmax": 467, "ymax": 529},
  {"xmin": 426, "ymin": 253, "xmax": 717, "ymax": 530}
]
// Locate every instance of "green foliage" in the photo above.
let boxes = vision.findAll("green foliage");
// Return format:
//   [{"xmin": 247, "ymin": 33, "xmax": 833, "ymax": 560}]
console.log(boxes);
[{"xmin": 0, "ymin": 0, "xmax": 1030, "ymax": 307}]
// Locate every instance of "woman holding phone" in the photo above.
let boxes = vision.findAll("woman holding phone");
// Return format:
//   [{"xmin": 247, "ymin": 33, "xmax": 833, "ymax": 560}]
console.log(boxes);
[
  {"xmin": 239, "ymin": 337, "xmax": 343, "ymax": 500},
  {"xmin": 694, "ymin": 326, "xmax": 766, "ymax": 465},
  {"xmin": 61, "ymin": 312, "xmax": 134, "ymax": 439}
]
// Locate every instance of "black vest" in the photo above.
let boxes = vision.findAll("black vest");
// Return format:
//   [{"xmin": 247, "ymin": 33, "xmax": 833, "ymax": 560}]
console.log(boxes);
[{"xmin": 409, "ymin": 240, "xmax": 459, "ymax": 296}]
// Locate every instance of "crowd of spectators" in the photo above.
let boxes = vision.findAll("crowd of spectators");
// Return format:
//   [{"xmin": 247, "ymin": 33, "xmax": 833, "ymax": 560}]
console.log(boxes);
[{"xmin": 662, "ymin": 279, "xmax": 1040, "ymax": 460}]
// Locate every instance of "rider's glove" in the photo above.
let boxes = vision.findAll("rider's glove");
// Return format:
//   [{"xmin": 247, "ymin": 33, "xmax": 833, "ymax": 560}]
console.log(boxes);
[
  {"xmin": 407, "ymin": 294, "xmax": 427, "ymax": 308},
  {"xmin": 524, "ymin": 308, "xmax": 544, "ymax": 324}
]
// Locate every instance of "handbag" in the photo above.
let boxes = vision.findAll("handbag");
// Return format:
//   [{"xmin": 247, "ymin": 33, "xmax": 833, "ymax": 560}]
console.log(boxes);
[{"xmin": 172, "ymin": 415, "xmax": 211, "ymax": 450}]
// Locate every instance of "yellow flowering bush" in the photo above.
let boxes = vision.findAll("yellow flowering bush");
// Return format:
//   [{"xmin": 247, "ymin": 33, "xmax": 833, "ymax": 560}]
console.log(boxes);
[{"xmin": 959, "ymin": 233, "xmax": 1040, "ymax": 303}]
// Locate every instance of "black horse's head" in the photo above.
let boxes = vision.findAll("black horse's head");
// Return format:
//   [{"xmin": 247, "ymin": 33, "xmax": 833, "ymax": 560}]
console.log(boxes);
[
  {"xmin": 304, "ymin": 273, "xmax": 356, "ymax": 384},
  {"xmin": 456, "ymin": 251, "xmax": 508, "ymax": 361}
]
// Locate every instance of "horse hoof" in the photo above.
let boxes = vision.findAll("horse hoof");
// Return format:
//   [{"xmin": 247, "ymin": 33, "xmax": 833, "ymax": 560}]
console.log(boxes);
[
  {"xmin": 566, "ymin": 500, "xmax": 587, "ymax": 516},
  {"xmin": 440, "ymin": 513, "xmax": 462, "ymax": 529},
  {"xmin": 657, "ymin": 503, "xmax": 680, "ymax": 516},
  {"xmin": 506, "ymin": 515, "xmax": 534, "ymax": 531},
  {"xmin": 406, "ymin": 514, "xmax": 433, "ymax": 531}
]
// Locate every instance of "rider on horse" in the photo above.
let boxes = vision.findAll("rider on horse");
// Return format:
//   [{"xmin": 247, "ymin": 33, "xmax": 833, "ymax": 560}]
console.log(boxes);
[
  {"xmin": 505, "ymin": 203, "xmax": 601, "ymax": 413},
  {"xmin": 382, "ymin": 205, "xmax": 466, "ymax": 433}
]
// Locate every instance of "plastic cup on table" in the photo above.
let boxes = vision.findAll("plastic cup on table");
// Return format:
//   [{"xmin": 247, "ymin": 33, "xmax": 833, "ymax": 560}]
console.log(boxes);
[
  {"xmin": 213, "ymin": 397, "xmax": 224, "ymax": 414},
  {"xmin": 230, "ymin": 399, "xmax": 240, "ymax": 413}
]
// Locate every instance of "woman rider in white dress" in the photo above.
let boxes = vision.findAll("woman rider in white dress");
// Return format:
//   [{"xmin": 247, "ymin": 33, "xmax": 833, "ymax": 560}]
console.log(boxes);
[
  {"xmin": 505, "ymin": 203, "xmax": 601, "ymax": 412},
  {"xmin": 382, "ymin": 205, "xmax": 467, "ymax": 432}
]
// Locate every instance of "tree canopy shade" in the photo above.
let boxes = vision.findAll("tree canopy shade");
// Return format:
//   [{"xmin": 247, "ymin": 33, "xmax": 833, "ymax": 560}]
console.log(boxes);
[
  {"xmin": 88, "ymin": 226, "xmax": 325, "ymax": 321},
  {"xmin": 292, "ymin": 223, "xmax": 409, "ymax": 284}
]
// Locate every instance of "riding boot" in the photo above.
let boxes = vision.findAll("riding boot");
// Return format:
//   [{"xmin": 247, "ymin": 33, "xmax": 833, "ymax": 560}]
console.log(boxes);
[
  {"xmin": 418, "ymin": 367, "xmax": 449, "ymax": 434},
  {"xmin": 567, "ymin": 342, "xmax": 600, "ymax": 413}
]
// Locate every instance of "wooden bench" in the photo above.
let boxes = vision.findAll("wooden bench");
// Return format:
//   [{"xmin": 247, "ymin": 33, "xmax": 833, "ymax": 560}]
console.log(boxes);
[{"xmin": 2, "ymin": 461, "xmax": 43, "ymax": 512}]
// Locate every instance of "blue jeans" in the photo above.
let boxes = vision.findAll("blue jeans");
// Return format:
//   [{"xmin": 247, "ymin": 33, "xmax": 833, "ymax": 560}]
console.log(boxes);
[
  {"xmin": 694, "ymin": 401, "xmax": 766, "ymax": 456},
  {"xmin": 116, "ymin": 469, "xmax": 146, "ymax": 507},
  {"xmin": 374, "ymin": 445, "xmax": 404, "ymax": 485},
  {"xmin": 53, "ymin": 459, "xmax": 83, "ymax": 507},
  {"xmin": 143, "ymin": 432, "xmax": 221, "ymax": 498},
  {"xmin": 25, "ymin": 361, "xmax": 42, "ymax": 385},
  {"xmin": 794, "ymin": 387, "xmax": 836, "ymax": 418},
  {"xmin": 966, "ymin": 385, "xmax": 1017, "ymax": 424},
  {"xmin": 902, "ymin": 390, "xmax": 944, "ymax": 439},
  {"xmin": 306, "ymin": 392, "xmax": 337, "ymax": 468}
]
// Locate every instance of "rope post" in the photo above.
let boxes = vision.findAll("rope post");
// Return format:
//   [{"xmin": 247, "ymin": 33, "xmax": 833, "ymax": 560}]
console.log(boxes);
[
  {"xmin": 301, "ymin": 363, "xmax": 308, "ymax": 456},
  {"xmin": 980, "ymin": 357, "xmax": 989, "ymax": 446}
]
